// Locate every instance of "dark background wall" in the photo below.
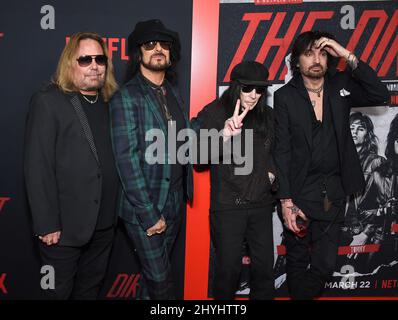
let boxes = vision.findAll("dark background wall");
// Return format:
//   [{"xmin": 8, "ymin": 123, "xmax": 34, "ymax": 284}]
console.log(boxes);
[{"xmin": 0, "ymin": 0, "xmax": 192, "ymax": 299}]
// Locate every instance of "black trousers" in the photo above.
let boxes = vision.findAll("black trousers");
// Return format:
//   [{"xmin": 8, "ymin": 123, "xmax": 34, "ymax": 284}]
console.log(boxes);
[
  {"xmin": 284, "ymin": 199, "xmax": 344, "ymax": 300},
  {"xmin": 38, "ymin": 226, "xmax": 115, "ymax": 300},
  {"xmin": 210, "ymin": 206, "xmax": 275, "ymax": 300}
]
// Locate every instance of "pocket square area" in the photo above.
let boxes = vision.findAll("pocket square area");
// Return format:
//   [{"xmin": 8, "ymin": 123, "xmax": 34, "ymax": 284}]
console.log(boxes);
[{"xmin": 340, "ymin": 88, "xmax": 351, "ymax": 97}]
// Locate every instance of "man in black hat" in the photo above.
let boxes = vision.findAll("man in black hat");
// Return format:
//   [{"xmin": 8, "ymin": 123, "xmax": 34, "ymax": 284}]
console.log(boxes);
[
  {"xmin": 109, "ymin": 19, "xmax": 192, "ymax": 299},
  {"xmin": 273, "ymin": 31, "xmax": 389, "ymax": 299},
  {"xmin": 191, "ymin": 61, "xmax": 277, "ymax": 299}
]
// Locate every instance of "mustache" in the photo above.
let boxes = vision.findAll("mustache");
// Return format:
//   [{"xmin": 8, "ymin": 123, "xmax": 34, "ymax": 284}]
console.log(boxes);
[
  {"xmin": 151, "ymin": 53, "xmax": 166, "ymax": 59},
  {"xmin": 310, "ymin": 64, "xmax": 323, "ymax": 69}
]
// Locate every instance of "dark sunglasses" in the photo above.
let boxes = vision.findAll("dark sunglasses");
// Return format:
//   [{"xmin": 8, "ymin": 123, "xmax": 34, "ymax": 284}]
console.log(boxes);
[
  {"xmin": 241, "ymin": 85, "xmax": 266, "ymax": 95},
  {"xmin": 76, "ymin": 55, "xmax": 107, "ymax": 67},
  {"xmin": 142, "ymin": 41, "xmax": 172, "ymax": 51}
]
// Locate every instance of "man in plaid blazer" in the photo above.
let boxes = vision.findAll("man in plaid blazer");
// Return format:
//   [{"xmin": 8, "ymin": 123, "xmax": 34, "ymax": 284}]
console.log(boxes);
[{"xmin": 110, "ymin": 19, "xmax": 193, "ymax": 299}]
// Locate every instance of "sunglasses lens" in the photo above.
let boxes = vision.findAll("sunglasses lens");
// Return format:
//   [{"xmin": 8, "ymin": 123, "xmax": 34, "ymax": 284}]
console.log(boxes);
[
  {"xmin": 77, "ymin": 56, "xmax": 93, "ymax": 67},
  {"xmin": 255, "ymin": 87, "xmax": 266, "ymax": 94},
  {"xmin": 159, "ymin": 41, "xmax": 171, "ymax": 50},
  {"xmin": 142, "ymin": 41, "xmax": 172, "ymax": 51},
  {"xmin": 77, "ymin": 55, "xmax": 107, "ymax": 67},
  {"xmin": 142, "ymin": 41, "xmax": 157, "ymax": 50},
  {"xmin": 241, "ymin": 85, "xmax": 266, "ymax": 94},
  {"xmin": 95, "ymin": 55, "xmax": 107, "ymax": 66},
  {"xmin": 241, "ymin": 85, "xmax": 254, "ymax": 93}
]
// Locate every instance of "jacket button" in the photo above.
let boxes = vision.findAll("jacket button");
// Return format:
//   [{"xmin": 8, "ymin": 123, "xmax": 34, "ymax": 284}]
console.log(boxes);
[
  {"xmin": 165, "ymin": 177, "xmax": 170, "ymax": 182},
  {"xmin": 94, "ymin": 199, "xmax": 99, "ymax": 204},
  {"xmin": 97, "ymin": 173, "xmax": 101, "ymax": 178}
]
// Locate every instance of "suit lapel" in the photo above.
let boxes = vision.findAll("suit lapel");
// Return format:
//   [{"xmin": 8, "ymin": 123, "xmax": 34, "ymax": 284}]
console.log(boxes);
[
  {"xmin": 290, "ymin": 76, "xmax": 313, "ymax": 149},
  {"xmin": 70, "ymin": 94, "xmax": 99, "ymax": 164},
  {"xmin": 325, "ymin": 76, "xmax": 345, "ymax": 162},
  {"xmin": 168, "ymin": 83, "xmax": 191, "ymax": 128},
  {"xmin": 137, "ymin": 77, "xmax": 168, "ymax": 133}
]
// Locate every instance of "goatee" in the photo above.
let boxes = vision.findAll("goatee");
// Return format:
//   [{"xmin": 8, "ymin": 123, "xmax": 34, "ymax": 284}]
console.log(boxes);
[
  {"xmin": 141, "ymin": 60, "xmax": 170, "ymax": 72},
  {"xmin": 303, "ymin": 64, "xmax": 327, "ymax": 79}
]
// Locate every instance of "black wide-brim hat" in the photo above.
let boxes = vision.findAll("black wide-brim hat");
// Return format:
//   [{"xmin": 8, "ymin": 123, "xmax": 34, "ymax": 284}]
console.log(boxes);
[
  {"xmin": 230, "ymin": 61, "xmax": 270, "ymax": 86},
  {"xmin": 127, "ymin": 19, "xmax": 181, "ymax": 58}
]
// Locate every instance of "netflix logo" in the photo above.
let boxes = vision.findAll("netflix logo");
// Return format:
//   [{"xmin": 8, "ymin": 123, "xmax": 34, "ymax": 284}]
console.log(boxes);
[
  {"xmin": 0, "ymin": 273, "xmax": 7, "ymax": 295},
  {"xmin": 106, "ymin": 273, "xmax": 141, "ymax": 299},
  {"xmin": 381, "ymin": 279, "xmax": 398, "ymax": 289},
  {"xmin": 0, "ymin": 197, "xmax": 10, "ymax": 212},
  {"xmin": 66, "ymin": 36, "xmax": 129, "ymax": 61}
]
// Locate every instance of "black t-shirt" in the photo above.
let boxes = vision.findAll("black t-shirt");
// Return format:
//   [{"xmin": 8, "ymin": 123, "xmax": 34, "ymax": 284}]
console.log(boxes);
[
  {"xmin": 80, "ymin": 93, "xmax": 119, "ymax": 230},
  {"xmin": 299, "ymin": 90, "xmax": 345, "ymax": 202},
  {"xmin": 140, "ymin": 74, "xmax": 186, "ymax": 192},
  {"xmin": 164, "ymin": 82, "xmax": 186, "ymax": 191}
]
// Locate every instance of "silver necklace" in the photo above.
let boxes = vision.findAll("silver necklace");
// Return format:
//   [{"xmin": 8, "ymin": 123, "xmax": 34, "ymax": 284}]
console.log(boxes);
[
  {"xmin": 305, "ymin": 84, "xmax": 324, "ymax": 97},
  {"xmin": 82, "ymin": 92, "xmax": 99, "ymax": 104}
]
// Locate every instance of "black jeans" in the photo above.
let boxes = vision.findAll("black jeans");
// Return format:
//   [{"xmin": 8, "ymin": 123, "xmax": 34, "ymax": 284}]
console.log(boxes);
[
  {"xmin": 38, "ymin": 226, "xmax": 115, "ymax": 300},
  {"xmin": 210, "ymin": 205, "xmax": 275, "ymax": 300},
  {"xmin": 284, "ymin": 199, "xmax": 344, "ymax": 300}
]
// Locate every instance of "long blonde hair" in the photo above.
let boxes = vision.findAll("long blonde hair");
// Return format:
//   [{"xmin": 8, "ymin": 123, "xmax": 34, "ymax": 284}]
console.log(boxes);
[{"xmin": 53, "ymin": 32, "xmax": 118, "ymax": 102}]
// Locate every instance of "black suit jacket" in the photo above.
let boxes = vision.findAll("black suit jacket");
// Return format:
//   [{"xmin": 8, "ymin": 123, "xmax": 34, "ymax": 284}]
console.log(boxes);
[
  {"xmin": 274, "ymin": 61, "xmax": 390, "ymax": 201},
  {"xmin": 24, "ymin": 85, "xmax": 117, "ymax": 246}
]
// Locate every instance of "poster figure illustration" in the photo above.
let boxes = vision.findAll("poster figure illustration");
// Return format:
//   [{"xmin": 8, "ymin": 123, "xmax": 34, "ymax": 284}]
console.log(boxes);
[{"xmin": 336, "ymin": 108, "xmax": 398, "ymax": 286}]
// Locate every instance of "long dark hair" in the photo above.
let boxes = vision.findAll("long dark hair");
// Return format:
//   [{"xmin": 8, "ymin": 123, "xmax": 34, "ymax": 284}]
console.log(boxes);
[
  {"xmin": 377, "ymin": 114, "xmax": 398, "ymax": 176},
  {"xmin": 219, "ymin": 81, "xmax": 273, "ymax": 140},
  {"xmin": 385, "ymin": 114, "xmax": 398, "ymax": 161},
  {"xmin": 123, "ymin": 43, "xmax": 180, "ymax": 85},
  {"xmin": 290, "ymin": 30, "xmax": 338, "ymax": 77},
  {"xmin": 349, "ymin": 112, "xmax": 379, "ymax": 158}
]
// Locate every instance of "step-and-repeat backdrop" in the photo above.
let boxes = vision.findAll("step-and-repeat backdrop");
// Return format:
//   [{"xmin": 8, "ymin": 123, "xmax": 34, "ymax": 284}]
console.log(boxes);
[
  {"xmin": 0, "ymin": 0, "xmax": 397, "ymax": 299},
  {"xmin": 187, "ymin": 0, "xmax": 398, "ymax": 299}
]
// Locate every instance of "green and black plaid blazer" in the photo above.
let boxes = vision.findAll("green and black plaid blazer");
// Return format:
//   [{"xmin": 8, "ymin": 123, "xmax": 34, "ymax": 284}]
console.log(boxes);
[{"xmin": 110, "ymin": 74, "xmax": 193, "ymax": 231}]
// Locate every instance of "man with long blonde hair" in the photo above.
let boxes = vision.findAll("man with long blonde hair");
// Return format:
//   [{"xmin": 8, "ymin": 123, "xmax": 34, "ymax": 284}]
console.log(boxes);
[{"xmin": 24, "ymin": 32, "xmax": 119, "ymax": 299}]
